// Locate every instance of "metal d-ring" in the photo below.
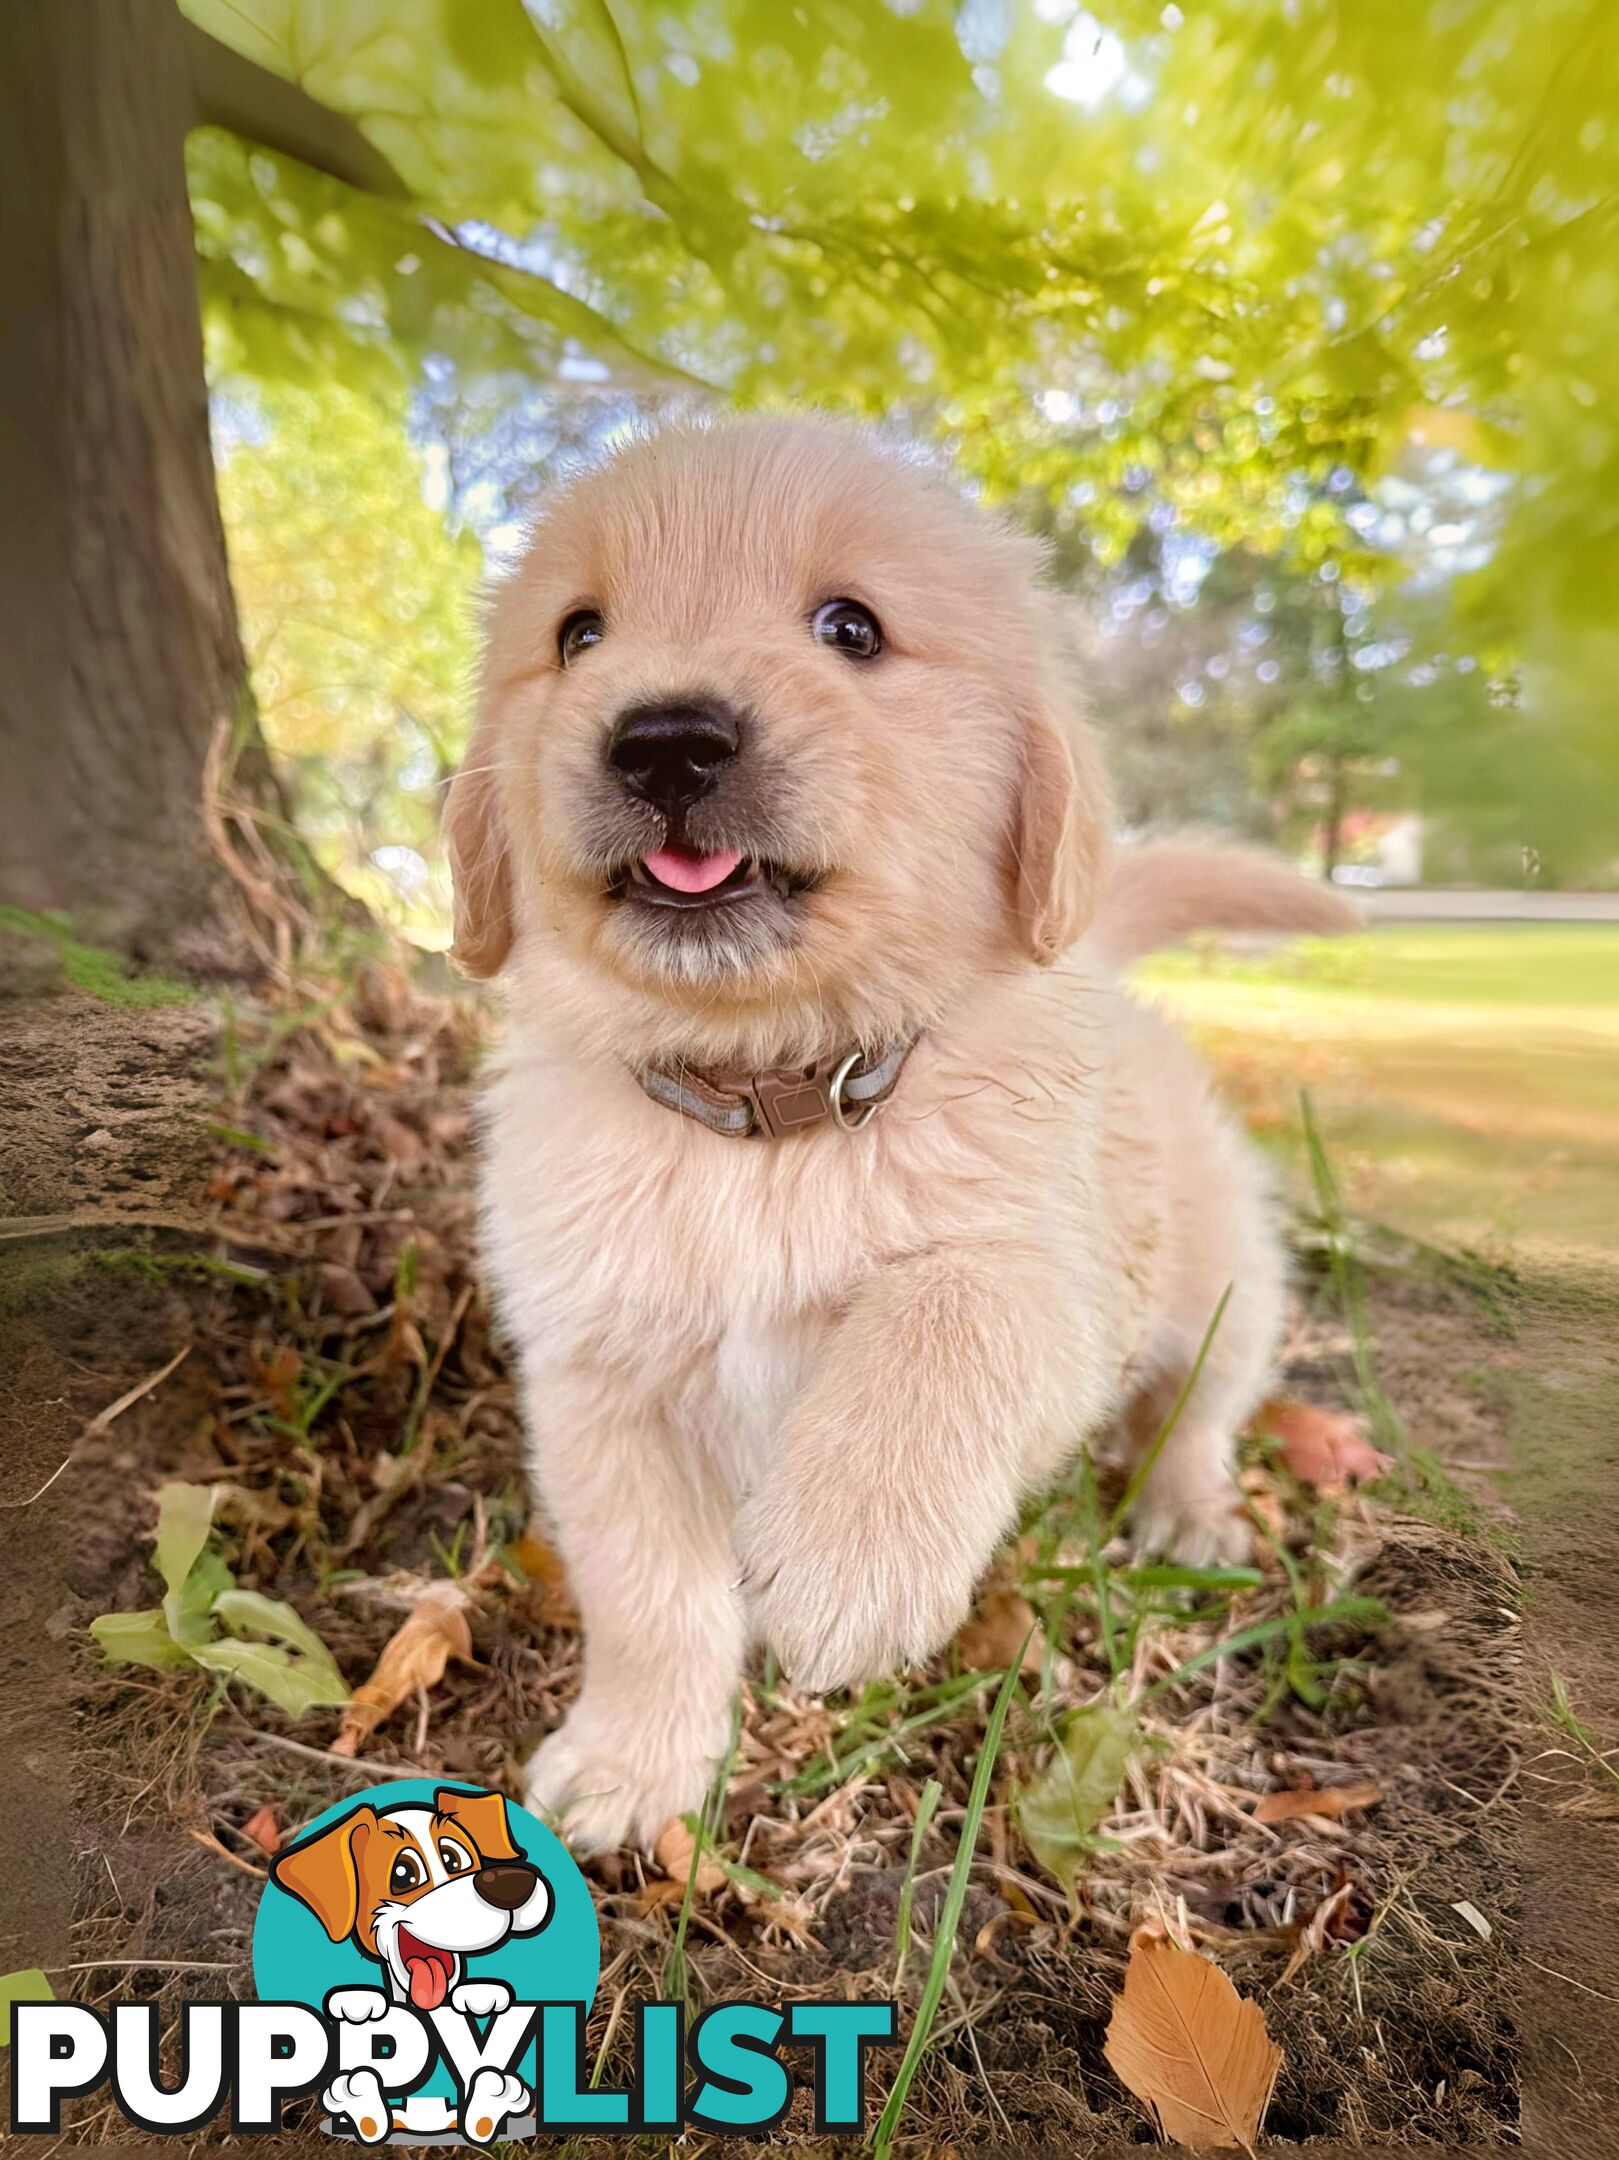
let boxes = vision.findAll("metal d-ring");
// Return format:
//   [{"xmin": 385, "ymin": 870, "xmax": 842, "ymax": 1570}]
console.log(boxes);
[{"xmin": 828, "ymin": 1049, "xmax": 880, "ymax": 1132}]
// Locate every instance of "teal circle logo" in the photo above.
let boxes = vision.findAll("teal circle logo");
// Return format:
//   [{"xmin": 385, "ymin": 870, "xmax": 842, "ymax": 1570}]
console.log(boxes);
[{"xmin": 252, "ymin": 1780, "xmax": 597, "ymax": 2143}]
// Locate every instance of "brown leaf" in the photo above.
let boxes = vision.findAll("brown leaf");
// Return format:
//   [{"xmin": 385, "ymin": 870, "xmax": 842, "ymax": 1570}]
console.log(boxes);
[
  {"xmin": 653, "ymin": 1817, "xmax": 725, "ymax": 1897},
  {"xmin": 1254, "ymin": 1779, "xmax": 1382, "ymax": 1825},
  {"xmin": 956, "ymin": 1588, "xmax": 1043, "ymax": 1672},
  {"xmin": 509, "ymin": 1532, "xmax": 578, "ymax": 1626},
  {"xmin": 1103, "ymin": 1929, "xmax": 1282, "ymax": 2151},
  {"xmin": 332, "ymin": 1581, "xmax": 474, "ymax": 1757},
  {"xmin": 254, "ymin": 1345, "xmax": 303, "ymax": 1423},
  {"xmin": 1258, "ymin": 1400, "xmax": 1392, "ymax": 1490},
  {"xmin": 241, "ymin": 1804, "xmax": 282, "ymax": 1856}
]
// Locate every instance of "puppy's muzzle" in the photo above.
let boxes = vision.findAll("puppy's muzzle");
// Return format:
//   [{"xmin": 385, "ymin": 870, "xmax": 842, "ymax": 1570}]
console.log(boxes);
[
  {"xmin": 473, "ymin": 1861, "xmax": 540, "ymax": 1911},
  {"xmin": 607, "ymin": 696, "xmax": 742, "ymax": 810}
]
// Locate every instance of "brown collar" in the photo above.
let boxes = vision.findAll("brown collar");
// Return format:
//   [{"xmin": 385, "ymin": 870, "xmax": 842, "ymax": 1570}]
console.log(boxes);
[{"xmin": 637, "ymin": 1038, "xmax": 918, "ymax": 1140}]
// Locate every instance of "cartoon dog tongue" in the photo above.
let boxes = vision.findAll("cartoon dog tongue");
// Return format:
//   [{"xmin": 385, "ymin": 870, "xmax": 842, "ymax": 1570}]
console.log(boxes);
[{"xmin": 404, "ymin": 1945, "xmax": 450, "ymax": 2009}]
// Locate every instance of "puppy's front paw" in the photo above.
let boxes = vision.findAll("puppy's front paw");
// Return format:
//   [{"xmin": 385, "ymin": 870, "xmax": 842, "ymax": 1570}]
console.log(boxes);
[
  {"xmin": 325, "ymin": 1986, "xmax": 389, "ymax": 2024},
  {"xmin": 525, "ymin": 1700, "xmax": 723, "ymax": 1855},
  {"xmin": 324, "ymin": 2069, "xmax": 390, "ymax": 2144},
  {"xmin": 450, "ymin": 1977, "xmax": 513, "ymax": 2017},
  {"xmin": 462, "ymin": 2068, "xmax": 529, "ymax": 2145},
  {"xmin": 1130, "ymin": 1457, "xmax": 1251, "ymax": 1567},
  {"xmin": 738, "ymin": 1493, "xmax": 981, "ymax": 1694}
]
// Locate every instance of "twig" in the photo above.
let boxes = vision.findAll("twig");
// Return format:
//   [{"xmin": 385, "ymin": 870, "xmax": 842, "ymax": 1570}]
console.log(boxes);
[{"xmin": 2, "ymin": 1344, "xmax": 191, "ymax": 1508}]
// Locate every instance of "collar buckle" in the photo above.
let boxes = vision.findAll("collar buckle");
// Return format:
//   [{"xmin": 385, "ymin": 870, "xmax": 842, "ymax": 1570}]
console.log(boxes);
[{"xmin": 740, "ymin": 1064, "xmax": 835, "ymax": 1139}]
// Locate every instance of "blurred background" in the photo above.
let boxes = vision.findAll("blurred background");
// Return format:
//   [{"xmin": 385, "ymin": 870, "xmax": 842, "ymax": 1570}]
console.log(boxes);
[{"xmin": 6, "ymin": 0, "xmax": 1617, "ymax": 1260}]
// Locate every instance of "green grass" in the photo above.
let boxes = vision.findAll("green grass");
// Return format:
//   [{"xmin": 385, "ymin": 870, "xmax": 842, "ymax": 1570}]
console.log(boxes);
[
  {"xmin": 871, "ymin": 1648, "xmax": 1027, "ymax": 2158},
  {"xmin": 1141, "ymin": 923, "xmax": 1619, "ymax": 1010},
  {"xmin": 0, "ymin": 904, "xmax": 194, "ymax": 1008},
  {"xmin": 1138, "ymin": 923, "xmax": 1619, "ymax": 1260}
]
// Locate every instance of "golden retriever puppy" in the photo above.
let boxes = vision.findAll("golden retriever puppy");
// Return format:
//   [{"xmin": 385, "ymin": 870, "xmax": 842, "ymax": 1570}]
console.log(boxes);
[{"xmin": 447, "ymin": 418, "xmax": 1355, "ymax": 1853}]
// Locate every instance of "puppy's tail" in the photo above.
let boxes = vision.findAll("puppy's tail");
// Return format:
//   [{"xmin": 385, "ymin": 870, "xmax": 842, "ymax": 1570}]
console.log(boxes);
[{"xmin": 1088, "ymin": 838, "xmax": 1363, "ymax": 967}]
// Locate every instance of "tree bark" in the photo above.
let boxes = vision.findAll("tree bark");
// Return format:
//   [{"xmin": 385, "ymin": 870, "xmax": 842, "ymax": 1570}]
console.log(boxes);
[{"xmin": 0, "ymin": 0, "xmax": 258, "ymax": 970}]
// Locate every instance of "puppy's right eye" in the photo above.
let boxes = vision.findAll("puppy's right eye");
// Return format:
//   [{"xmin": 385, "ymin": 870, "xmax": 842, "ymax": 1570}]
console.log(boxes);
[
  {"xmin": 389, "ymin": 1852, "xmax": 425, "ymax": 1895},
  {"xmin": 558, "ymin": 610, "xmax": 605, "ymax": 666}
]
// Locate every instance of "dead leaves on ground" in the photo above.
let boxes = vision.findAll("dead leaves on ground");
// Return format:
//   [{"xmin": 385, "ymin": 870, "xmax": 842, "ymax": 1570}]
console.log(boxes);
[
  {"xmin": 333, "ymin": 1579, "xmax": 475, "ymax": 1756},
  {"xmin": 1104, "ymin": 1928, "xmax": 1282, "ymax": 2151},
  {"xmin": 1253, "ymin": 1777, "xmax": 1382, "ymax": 1825},
  {"xmin": 955, "ymin": 1587, "xmax": 1043, "ymax": 1672},
  {"xmin": 240, "ymin": 1803, "xmax": 282, "ymax": 1855},
  {"xmin": 652, "ymin": 1817, "xmax": 725, "ymax": 1901},
  {"xmin": 1258, "ymin": 1400, "xmax": 1392, "ymax": 1491}
]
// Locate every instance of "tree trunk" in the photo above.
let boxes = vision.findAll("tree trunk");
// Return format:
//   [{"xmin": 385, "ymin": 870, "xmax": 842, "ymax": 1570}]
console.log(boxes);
[
  {"xmin": 0, "ymin": 0, "xmax": 258, "ymax": 970},
  {"xmin": 1320, "ymin": 752, "xmax": 1348, "ymax": 881}
]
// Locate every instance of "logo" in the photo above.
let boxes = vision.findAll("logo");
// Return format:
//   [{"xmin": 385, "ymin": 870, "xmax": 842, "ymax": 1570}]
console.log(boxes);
[
  {"xmin": 10, "ymin": 1781, "xmax": 895, "ymax": 2142},
  {"xmin": 256, "ymin": 1780, "xmax": 594, "ymax": 2142}
]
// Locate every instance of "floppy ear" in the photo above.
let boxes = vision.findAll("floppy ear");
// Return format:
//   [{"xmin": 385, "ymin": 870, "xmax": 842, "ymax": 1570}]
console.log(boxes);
[
  {"xmin": 433, "ymin": 1786, "xmax": 522, "ymax": 1863},
  {"xmin": 444, "ymin": 703, "xmax": 514, "ymax": 979},
  {"xmin": 269, "ymin": 1805, "xmax": 377, "ymax": 1942},
  {"xmin": 1013, "ymin": 661, "xmax": 1112, "ymax": 965}
]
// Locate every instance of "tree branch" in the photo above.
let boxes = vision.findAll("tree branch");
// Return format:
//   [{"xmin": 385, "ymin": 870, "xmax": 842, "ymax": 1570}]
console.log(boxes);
[{"xmin": 183, "ymin": 19, "xmax": 410, "ymax": 200}]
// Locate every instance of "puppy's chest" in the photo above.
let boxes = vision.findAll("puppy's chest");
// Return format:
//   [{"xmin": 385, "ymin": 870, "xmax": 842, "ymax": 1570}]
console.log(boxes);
[{"xmin": 486, "ymin": 1088, "xmax": 911, "ymax": 1361}]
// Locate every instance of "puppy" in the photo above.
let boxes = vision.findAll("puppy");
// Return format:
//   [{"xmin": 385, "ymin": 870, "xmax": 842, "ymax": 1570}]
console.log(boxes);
[
  {"xmin": 446, "ymin": 418, "xmax": 1356, "ymax": 1854},
  {"xmin": 271, "ymin": 1786, "xmax": 551, "ymax": 2143}
]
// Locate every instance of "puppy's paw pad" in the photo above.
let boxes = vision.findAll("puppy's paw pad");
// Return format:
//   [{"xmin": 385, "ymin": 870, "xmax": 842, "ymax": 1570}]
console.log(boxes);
[
  {"xmin": 463, "ymin": 2068, "xmax": 529, "ymax": 2144},
  {"xmin": 325, "ymin": 2070, "xmax": 390, "ymax": 2144}
]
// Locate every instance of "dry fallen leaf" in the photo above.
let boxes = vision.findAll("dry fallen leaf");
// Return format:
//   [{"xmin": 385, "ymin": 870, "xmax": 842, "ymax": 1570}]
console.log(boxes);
[
  {"xmin": 1104, "ymin": 1929, "xmax": 1283, "ymax": 2152},
  {"xmin": 1254, "ymin": 1778, "xmax": 1382, "ymax": 1824},
  {"xmin": 956, "ymin": 1588, "xmax": 1043, "ymax": 1672},
  {"xmin": 1452, "ymin": 1899, "xmax": 1493, "ymax": 1941},
  {"xmin": 1258, "ymin": 1400, "xmax": 1392, "ymax": 1491},
  {"xmin": 509, "ymin": 1531, "xmax": 579, "ymax": 1627},
  {"xmin": 333, "ymin": 1580, "xmax": 474, "ymax": 1756},
  {"xmin": 653, "ymin": 1817, "xmax": 725, "ymax": 1898},
  {"xmin": 240, "ymin": 1803, "xmax": 282, "ymax": 1856}
]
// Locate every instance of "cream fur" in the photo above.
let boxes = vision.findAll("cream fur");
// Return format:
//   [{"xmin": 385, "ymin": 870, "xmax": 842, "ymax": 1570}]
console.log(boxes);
[{"xmin": 448, "ymin": 417, "xmax": 1355, "ymax": 1853}]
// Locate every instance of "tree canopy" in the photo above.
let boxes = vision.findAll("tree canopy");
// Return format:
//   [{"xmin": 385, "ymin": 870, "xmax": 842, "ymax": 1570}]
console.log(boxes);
[{"xmin": 184, "ymin": 0, "xmax": 1619, "ymax": 895}]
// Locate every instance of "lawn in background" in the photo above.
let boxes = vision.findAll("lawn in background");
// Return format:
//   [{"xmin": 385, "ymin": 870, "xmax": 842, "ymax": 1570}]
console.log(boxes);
[{"xmin": 1135, "ymin": 926, "xmax": 1619, "ymax": 1266}]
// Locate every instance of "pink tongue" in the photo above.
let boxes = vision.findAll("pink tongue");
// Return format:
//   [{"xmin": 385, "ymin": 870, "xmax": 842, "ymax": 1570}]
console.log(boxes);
[
  {"xmin": 642, "ymin": 845, "xmax": 743, "ymax": 894},
  {"xmin": 407, "ymin": 1956, "xmax": 448, "ymax": 2011}
]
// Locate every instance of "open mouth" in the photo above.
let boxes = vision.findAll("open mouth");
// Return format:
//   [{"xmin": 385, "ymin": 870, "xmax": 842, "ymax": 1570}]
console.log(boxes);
[
  {"xmin": 613, "ymin": 845, "xmax": 816, "ymax": 910},
  {"xmin": 395, "ymin": 1924, "xmax": 459, "ymax": 2011}
]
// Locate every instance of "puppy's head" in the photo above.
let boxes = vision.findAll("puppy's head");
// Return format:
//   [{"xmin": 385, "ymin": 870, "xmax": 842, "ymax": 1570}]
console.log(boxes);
[
  {"xmin": 447, "ymin": 418, "xmax": 1109, "ymax": 1063},
  {"xmin": 270, "ymin": 1788, "xmax": 552, "ymax": 2009}
]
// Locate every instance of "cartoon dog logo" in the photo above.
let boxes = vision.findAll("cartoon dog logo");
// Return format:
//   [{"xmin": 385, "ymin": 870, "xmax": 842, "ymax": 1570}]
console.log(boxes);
[{"xmin": 270, "ymin": 1785, "xmax": 553, "ymax": 2144}]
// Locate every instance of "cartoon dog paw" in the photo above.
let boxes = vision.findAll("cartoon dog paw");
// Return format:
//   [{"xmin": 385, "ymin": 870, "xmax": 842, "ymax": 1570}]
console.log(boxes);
[
  {"xmin": 450, "ymin": 1977, "xmax": 513, "ymax": 2017},
  {"xmin": 461, "ymin": 2067, "xmax": 529, "ymax": 2145},
  {"xmin": 324, "ymin": 2068, "xmax": 391, "ymax": 2145},
  {"xmin": 326, "ymin": 1986, "xmax": 390, "ymax": 2024}
]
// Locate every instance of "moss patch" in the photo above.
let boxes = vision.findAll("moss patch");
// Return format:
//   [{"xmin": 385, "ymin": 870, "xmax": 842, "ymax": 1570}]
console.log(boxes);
[{"xmin": 0, "ymin": 905, "xmax": 194, "ymax": 1009}]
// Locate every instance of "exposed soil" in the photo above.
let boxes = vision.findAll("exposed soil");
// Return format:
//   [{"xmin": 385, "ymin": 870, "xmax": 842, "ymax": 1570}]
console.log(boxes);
[{"xmin": 5, "ymin": 963, "xmax": 1611, "ymax": 2155}]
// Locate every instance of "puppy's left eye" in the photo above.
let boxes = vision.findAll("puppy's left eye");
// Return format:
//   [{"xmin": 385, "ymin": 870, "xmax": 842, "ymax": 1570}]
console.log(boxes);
[
  {"xmin": 558, "ymin": 609, "xmax": 606, "ymax": 665},
  {"xmin": 438, "ymin": 1841, "xmax": 472, "ymax": 1875},
  {"xmin": 811, "ymin": 598, "xmax": 882, "ymax": 660}
]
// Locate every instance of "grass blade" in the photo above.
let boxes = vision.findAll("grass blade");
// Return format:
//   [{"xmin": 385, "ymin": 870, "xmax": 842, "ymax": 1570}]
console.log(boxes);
[
  {"xmin": 893, "ymin": 1776, "xmax": 942, "ymax": 1990},
  {"xmin": 870, "ymin": 1642, "xmax": 1028, "ymax": 2156}
]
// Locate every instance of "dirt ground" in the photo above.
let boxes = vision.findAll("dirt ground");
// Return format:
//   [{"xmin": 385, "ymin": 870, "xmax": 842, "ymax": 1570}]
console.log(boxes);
[{"xmin": 4, "ymin": 963, "xmax": 1617, "ymax": 2157}]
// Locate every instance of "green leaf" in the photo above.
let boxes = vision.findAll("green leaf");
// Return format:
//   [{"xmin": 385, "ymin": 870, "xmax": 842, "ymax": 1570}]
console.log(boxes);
[
  {"xmin": 154, "ymin": 1481, "xmax": 220, "ymax": 1644},
  {"xmin": 188, "ymin": 1636, "xmax": 350, "ymax": 1718},
  {"xmin": 1, "ymin": 1969, "xmax": 54, "ymax": 2049},
  {"xmin": 1117, "ymin": 1564, "xmax": 1266, "ymax": 1595},
  {"xmin": 1016, "ymin": 1703, "xmax": 1140, "ymax": 1893},
  {"xmin": 88, "ymin": 1608, "xmax": 193, "ymax": 1670},
  {"xmin": 213, "ymin": 1587, "xmax": 345, "ymax": 1671}
]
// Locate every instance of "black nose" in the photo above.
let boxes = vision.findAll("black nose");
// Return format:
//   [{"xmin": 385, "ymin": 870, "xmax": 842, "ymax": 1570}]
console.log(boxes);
[
  {"xmin": 607, "ymin": 698, "xmax": 741, "ymax": 808},
  {"xmin": 473, "ymin": 1862, "xmax": 538, "ymax": 1912}
]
